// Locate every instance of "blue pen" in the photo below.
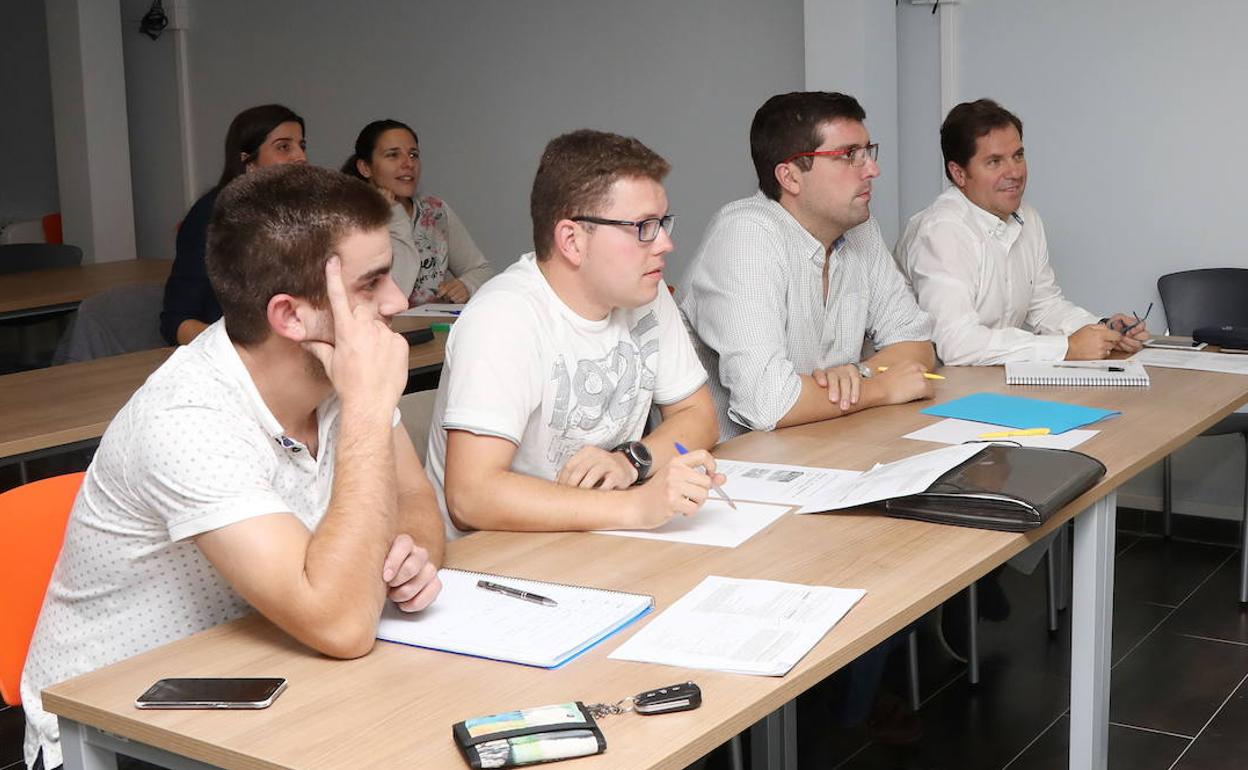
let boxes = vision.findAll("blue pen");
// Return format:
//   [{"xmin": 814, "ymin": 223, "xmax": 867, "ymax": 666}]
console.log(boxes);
[{"xmin": 675, "ymin": 442, "xmax": 737, "ymax": 510}]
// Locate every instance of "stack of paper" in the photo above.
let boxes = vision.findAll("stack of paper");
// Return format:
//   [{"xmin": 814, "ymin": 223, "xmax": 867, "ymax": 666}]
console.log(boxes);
[
  {"xmin": 594, "ymin": 499, "xmax": 793, "ymax": 548},
  {"xmin": 609, "ymin": 576, "xmax": 865, "ymax": 676},
  {"xmin": 904, "ymin": 418, "xmax": 1098, "ymax": 450},
  {"xmin": 1131, "ymin": 348, "xmax": 1248, "ymax": 375}
]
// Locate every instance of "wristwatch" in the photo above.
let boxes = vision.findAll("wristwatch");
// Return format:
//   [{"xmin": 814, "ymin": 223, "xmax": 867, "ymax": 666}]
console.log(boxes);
[
  {"xmin": 855, "ymin": 362, "xmax": 873, "ymax": 379},
  {"xmin": 612, "ymin": 441, "xmax": 652, "ymax": 484}
]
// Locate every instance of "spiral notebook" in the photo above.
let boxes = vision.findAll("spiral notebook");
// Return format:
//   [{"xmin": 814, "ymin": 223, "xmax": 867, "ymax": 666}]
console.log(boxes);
[
  {"xmin": 1005, "ymin": 361, "xmax": 1150, "ymax": 387},
  {"xmin": 376, "ymin": 568, "xmax": 653, "ymax": 668}
]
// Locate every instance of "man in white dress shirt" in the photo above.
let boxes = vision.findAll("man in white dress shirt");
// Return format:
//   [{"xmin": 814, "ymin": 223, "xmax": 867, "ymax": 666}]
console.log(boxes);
[
  {"xmin": 21, "ymin": 165, "xmax": 444, "ymax": 770},
  {"xmin": 895, "ymin": 99, "xmax": 1149, "ymax": 365},
  {"xmin": 681, "ymin": 91, "xmax": 937, "ymax": 442}
]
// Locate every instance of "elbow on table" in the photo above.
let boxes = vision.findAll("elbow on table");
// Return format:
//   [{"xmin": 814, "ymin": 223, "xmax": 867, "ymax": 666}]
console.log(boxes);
[{"xmin": 301, "ymin": 615, "xmax": 380, "ymax": 660}]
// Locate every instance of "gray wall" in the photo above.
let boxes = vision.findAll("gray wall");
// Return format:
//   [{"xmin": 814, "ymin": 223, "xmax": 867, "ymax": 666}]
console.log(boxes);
[
  {"xmin": 1, "ymin": 0, "xmax": 59, "ymax": 222},
  {"xmin": 123, "ymin": 0, "xmax": 805, "ymax": 280},
  {"xmin": 896, "ymin": 0, "xmax": 1248, "ymax": 520}
]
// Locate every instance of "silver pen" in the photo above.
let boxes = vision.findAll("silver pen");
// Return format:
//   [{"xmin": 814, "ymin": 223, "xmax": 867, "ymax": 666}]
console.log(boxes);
[{"xmin": 476, "ymin": 579, "xmax": 558, "ymax": 607}]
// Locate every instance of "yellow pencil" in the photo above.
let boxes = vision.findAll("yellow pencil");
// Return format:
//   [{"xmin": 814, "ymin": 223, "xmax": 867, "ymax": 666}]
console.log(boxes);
[
  {"xmin": 977, "ymin": 428, "xmax": 1051, "ymax": 439},
  {"xmin": 875, "ymin": 366, "xmax": 946, "ymax": 380}
]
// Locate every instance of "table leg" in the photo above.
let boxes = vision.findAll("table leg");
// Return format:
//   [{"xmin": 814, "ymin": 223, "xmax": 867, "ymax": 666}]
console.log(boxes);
[
  {"xmin": 1069, "ymin": 492, "xmax": 1117, "ymax": 770},
  {"xmin": 59, "ymin": 719, "xmax": 118, "ymax": 770},
  {"xmin": 750, "ymin": 699, "xmax": 796, "ymax": 770}
]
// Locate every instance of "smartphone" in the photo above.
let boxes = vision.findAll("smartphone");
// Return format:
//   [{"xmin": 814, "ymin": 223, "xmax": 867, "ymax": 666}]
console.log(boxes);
[
  {"xmin": 135, "ymin": 677, "xmax": 287, "ymax": 709},
  {"xmin": 1143, "ymin": 336, "xmax": 1208, "ymax": 351}
]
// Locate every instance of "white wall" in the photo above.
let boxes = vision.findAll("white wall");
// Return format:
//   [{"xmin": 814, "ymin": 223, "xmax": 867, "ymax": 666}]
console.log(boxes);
[
  {"xmin": 897, "ymin": 0, "xmax": 1248, "ymax": 520},
  {"xmin": 804, "ymin": 0, "xmax": 901, "ymax": 245},
  {"xmin": 122, "ymin": 0, "xmax": 805, "ymax": 280},
  {"xmin": 1, "ymin": 0, "xmax": 59, "ymax": 222}
]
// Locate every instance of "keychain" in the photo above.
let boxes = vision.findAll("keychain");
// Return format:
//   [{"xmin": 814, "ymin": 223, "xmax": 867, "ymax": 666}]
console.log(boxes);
[{"xmin": 584, "ymin": 682, "xmax": 702, "ymax": 719}]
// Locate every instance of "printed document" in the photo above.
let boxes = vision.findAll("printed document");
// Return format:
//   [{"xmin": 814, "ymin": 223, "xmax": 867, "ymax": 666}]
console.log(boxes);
[
  {"xmin": 1131, "ymin": 348, "xmax": 1248, "ymax": 376},
  {"xmin": 594, "ymin": 499, "xmax": 792, "ymax": 548},
  {"xmin": 609, "ymin": 575, "xmax": 865, "ymax": 676}
]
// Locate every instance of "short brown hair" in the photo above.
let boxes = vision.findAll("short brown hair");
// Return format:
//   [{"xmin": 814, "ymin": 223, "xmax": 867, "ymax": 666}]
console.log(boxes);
[
  {"xmin": 751, "ymin": 92, "xmax": 866, "ymax": 201},
  {"xmin": 941, "ymin": 99, "xmax": 1023, "ymax": 182},
  {"xmin": 206, "ymin": 164, "xmax": 390, "ymax": 345},
  {"xmin": 530, "ymin": 129, "xmax": 670, "ymax": 260}
]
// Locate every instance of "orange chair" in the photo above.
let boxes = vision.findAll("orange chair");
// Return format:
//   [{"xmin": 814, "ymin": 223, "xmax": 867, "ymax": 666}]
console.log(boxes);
[{"xmin": 0, "ymin": 472, "xmax": 85, "ymax": 706}]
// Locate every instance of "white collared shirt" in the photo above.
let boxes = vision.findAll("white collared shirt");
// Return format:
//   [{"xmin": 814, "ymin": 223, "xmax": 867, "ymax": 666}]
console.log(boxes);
[
  {"xmin": 680, "ymin": 193, "xmax": 933, "ymax": 440},
  {"xmin": 894, "ymin": 186, "xmax": 1101, "ymax": 365},
  {"xmin": 22, "ymin": 321, "xmax": 340, "ymax": 770}
]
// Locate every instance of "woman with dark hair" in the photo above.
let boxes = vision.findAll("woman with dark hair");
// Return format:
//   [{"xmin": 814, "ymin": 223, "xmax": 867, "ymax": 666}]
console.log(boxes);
[
  {"xmin": 159, "ymin": 104, "xmax": 307, "ymax": 345},
  {"xmin": 342, "ymin": 119, "xmax": 492, "ymax": 306}
]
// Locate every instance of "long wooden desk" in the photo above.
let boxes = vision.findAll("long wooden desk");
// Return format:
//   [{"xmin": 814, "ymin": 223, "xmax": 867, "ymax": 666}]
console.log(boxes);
[
  {"xmin": 0, "ymin": 318, "xmax": 446, "ymax": 467},
  {"xmin": 0, "ymin": 259, "xmax": 173, "ymax": 322},
  {"xmin": 41, "ymin": 365, "xmax": 1248, "ymax": 770}
]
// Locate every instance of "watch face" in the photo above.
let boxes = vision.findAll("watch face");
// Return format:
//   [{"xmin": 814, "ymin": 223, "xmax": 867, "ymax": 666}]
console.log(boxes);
[{"xmin": 630, "ymin": 441, "xmax": 652, "ymax": 464}]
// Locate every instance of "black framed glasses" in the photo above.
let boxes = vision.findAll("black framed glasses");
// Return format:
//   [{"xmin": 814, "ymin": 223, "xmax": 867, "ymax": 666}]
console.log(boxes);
[
  {"xmin": 571, "ymin": 214, "xmax": 675, "ymax": 243},
  {"xmin": 782, "ymin": 143, "xmax": 880, "ymax": 168},
  {"xmin": 1119, "ymin": 301, "xmax": 1153, "ymax": 335}
]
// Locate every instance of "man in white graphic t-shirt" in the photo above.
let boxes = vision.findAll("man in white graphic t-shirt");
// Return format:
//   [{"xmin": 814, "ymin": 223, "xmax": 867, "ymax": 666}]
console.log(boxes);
[
  {"xmin": 21, "ymin": 165, "xmax": 444, "ymax": 770},
  {"xmin": 426, "ymin": 129, "xmax": 723, "ymax": 535}
]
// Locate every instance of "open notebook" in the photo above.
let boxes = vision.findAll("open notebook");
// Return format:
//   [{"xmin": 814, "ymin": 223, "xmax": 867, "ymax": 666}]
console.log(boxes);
[
  {"xmin": 1005, "ymin": 361, "xmax": 1150, "ymax": 387},
  {"xmin": 376, "ymin": 569, "xmax": 653, "ymax": 668}
]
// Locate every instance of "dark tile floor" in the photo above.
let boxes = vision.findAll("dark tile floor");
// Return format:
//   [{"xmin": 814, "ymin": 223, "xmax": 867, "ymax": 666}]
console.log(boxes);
[{"xmin": 2, "ymin": 514, "xmax": 1245, "ymax": 770}]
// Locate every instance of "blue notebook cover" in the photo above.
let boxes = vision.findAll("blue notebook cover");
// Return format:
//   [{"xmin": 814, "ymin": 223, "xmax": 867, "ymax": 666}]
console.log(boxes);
[{"xmin": 920, "ymin": 392, "xmax": 1119, "ymax": 434}]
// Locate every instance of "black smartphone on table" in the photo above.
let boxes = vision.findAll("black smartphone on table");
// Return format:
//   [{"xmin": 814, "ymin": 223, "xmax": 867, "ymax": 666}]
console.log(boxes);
[{"xmin": 134, "ymin": 677, "xmax": 287, "ymax": 709}]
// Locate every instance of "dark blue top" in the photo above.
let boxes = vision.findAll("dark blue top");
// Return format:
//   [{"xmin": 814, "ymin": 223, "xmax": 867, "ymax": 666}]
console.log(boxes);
[{"xmin": 159, "ymin": 188, "xmax": 223, "ymax": 345}]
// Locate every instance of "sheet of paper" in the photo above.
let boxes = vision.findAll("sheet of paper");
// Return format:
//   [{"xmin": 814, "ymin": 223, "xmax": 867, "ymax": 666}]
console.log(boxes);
[
  {"xmin": 799, "ymin": 443, "xmax": 987, "ymax": 513},
  {"xmin": 903, "ymin": 418, "xmax": 1098, "ymax": 450},
  {"xmin": 716, "ymin": 459, "xmax": 860, "ymax": 508},
  {"xmin": 609, "ymin": 575, "xmax": 865, "ymax": 676},
  {"xmin": 397, "ymin": 302, "xmax": 465, "ymax": 317},
  {"xmin": 1131, "ymin": 348, "xmax": 1248, "ymax": 376},
  {"xmin": 594, "ymin": 499, "xmax": 792, "ymax": 548}
]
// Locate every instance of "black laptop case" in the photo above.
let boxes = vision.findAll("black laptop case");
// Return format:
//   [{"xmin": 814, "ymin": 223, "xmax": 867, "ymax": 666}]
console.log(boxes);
[{"xmin": 883, "ymin": 445, "xmax": 1106, "ymax": 532}]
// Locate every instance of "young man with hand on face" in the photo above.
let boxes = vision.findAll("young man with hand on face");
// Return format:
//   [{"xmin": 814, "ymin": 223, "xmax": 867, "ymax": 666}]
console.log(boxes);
[
  {"xmin": 21, "ymin": 165, "xmax": 444, "ymax": 770},
  {"xmin": 426, "ymin": 129, "xmax": 723, "ymax": 536},
  {"xmin": 681, "ymin": 91, "xmax": 937, "ymax": 441},
  {"xmin": 895, "ymin": 99, "xmax": 1149, "ymax": 365}
]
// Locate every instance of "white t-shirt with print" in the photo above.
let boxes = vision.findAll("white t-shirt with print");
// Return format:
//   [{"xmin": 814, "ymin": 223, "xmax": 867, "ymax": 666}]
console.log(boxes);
[
  {"xmin": 21, "ymin": 321, "xmax": 342, "ymax": 770},
  {"xmin": 425, "ymin": 252, "xmax": 707, "ymax": 537}
]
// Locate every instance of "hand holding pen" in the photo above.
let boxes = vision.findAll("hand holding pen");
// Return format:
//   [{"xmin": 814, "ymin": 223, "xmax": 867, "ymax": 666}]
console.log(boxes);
[{"xmin": 675, "ymin": 442, "xmax": 737, "ymax": 509}]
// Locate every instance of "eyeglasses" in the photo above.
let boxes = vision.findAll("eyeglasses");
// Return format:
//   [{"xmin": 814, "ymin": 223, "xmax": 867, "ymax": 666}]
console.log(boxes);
[
  {"xmin": 782, "ymin": 143, "xmax": 880, "ymax": 168},
  {"xmin": 1119, "ymin": 302, "xmax": 1153, "ymax": 335},
  {"xmin": 571, "ymin": 214, "xmax": 675, "ymax": 243}
]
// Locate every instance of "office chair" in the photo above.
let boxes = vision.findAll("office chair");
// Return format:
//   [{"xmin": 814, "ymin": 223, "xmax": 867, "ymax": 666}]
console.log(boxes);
[
  {"xmin": 1157, "ymin": 268, "xmax": 1248, "ymax": 604},
  {"xmin": 0, "ymin": 243, "xmax": 83, "ymax": 274},
  {"xmin": 52, "ymin": 283, "xmax": 166, "ymax": 364},
  {"xmin": 0, "ymin": 472, "xmax": 86, "ymax": 705}
]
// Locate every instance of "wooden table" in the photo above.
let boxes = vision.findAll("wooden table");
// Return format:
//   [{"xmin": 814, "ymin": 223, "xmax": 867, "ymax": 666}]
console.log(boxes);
[
  {"xmin": 42, "ymin": 365, "xmax": 1248, "ymax": 770},
  {"xmin": 0, "ymin": 317, "xmax": 446, "ymax": 467},
  {"xmin": 0, "ymin": 259, "xmax": 173, "ymax": 322}
]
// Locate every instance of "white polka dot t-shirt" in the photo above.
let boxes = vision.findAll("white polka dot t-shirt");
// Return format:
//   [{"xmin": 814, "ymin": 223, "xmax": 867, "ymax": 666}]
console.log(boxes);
[{"xmin": 22, "ymin": 321, "xmax": 340, "ymax": 770}]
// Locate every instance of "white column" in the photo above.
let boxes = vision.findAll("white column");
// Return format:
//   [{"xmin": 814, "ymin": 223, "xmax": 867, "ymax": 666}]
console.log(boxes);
[{"xmin": 45, "ymin": 0, "xmax": 136, "ymax": 263}]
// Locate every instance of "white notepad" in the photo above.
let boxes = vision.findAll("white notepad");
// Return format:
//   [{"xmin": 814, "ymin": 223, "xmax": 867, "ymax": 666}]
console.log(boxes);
[
  {"xmin": 376, "ymin": 569, "xmax": 653, "ymax": 668},
  {"xmin": 1005, "ymin": 361, "xmax": 1150, "ymax": 387}
]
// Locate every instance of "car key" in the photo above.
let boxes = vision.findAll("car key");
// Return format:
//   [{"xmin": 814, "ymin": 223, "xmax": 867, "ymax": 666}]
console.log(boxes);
[{"xmin": 632, "ymin": 682, "xmax": 702, "ymax": 715}]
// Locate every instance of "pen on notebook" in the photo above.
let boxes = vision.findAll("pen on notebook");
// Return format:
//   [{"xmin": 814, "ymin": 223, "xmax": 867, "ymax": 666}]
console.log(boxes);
[
  {"xmin": 875, "ymin": 366, "xmax": 946, "ymax": 380},
  {"xmin": 1051, "ymin": 364, "xmax": 1125, "ymax": 372},
  {"xmin": 977, "ymin": 428, "xmax": 1051, "ymax": 439},
  {"xmin": 476, "ymin": 580, "xmax": 558, "ymax": 607},
  {"xmin": 674, "ymin": 442, "xmax": 737, "ymax": 510}
]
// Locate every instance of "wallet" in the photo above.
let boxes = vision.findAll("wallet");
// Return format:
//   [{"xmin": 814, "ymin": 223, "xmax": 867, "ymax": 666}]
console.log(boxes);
[
  {"xmin": 452, "ymin": 702, "xmax": 606, "ymax": 768},
  {"xmin": 883, "ymin": 445, "xmax": 1106, "ymax": 532}
]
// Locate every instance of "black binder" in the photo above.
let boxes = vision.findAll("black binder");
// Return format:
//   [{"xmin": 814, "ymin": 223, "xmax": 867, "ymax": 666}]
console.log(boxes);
[{"xmin": 883, "ymin": 445, "xmax": 1106, "ymax": 532}]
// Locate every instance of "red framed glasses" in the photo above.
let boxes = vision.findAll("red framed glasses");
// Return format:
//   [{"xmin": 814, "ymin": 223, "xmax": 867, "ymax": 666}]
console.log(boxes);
[{"xmin": 782, "ymin": 143, "xmax": 879, "ymax": 168}]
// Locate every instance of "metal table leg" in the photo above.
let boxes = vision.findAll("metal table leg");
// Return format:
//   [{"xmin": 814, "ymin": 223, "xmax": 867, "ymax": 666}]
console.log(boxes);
[
  {"xmin": 750, "ymin": 699, "xmax": 797, "ymax": 770},
  {"xmin": 1069, "ymin": 492, "xmax": 1117, "ymax": 770}
]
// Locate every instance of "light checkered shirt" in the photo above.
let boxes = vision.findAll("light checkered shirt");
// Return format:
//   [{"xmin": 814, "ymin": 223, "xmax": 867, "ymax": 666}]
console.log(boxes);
[{"xmin": 680, "ymin": 192, "xmax": 933, "ymax": 440}]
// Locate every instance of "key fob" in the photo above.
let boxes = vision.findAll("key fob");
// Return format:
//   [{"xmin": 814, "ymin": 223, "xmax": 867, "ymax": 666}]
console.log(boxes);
[{"xmin": 633, "ymin": 682, "xmax": 702, "ymax": 715}]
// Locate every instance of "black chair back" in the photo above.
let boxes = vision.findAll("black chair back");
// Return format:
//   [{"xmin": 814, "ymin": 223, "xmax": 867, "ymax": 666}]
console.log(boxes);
[
  {"xmin": 0, "ymin": 244, "xmax": 84, "ymax": 275},
  {"xmin": 1156, "ymin": 268, "xmax": 1248, "ymax": 335}
]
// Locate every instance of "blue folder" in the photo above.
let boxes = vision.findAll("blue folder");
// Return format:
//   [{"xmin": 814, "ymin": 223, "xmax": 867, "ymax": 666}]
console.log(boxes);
[{"xmin": 920, "ymin": 392, "xmax": 1119, "ymax": 434}]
